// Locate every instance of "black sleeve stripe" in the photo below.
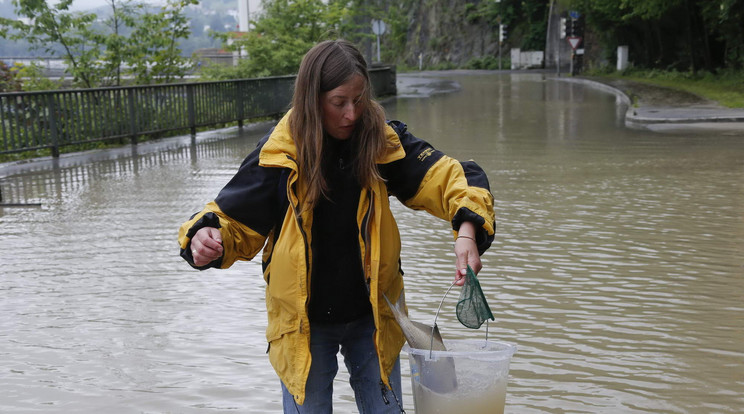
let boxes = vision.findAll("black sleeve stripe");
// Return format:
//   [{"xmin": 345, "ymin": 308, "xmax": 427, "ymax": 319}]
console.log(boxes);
[
  {"xmin": 380, "ymin": 120, "xmax": 445, "ymax": 202},
  {"xmin": 214, "ymin": 130, "xmax": 282, "ymax": 237},
  {"xmin": 460, "ymin": 160, "xmax": 490, "ymax": 191}
]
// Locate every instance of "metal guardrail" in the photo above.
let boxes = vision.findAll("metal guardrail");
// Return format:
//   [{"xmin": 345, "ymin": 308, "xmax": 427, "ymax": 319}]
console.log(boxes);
[{"xmin": 0, "ymin": 66, "xmax": 397, "ymax": 157}]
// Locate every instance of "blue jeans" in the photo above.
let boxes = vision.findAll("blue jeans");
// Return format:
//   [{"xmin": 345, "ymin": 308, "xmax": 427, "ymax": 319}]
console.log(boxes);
[{"xmin": 281, "ymin": 314, "xmax": 403, "ymax": 413}]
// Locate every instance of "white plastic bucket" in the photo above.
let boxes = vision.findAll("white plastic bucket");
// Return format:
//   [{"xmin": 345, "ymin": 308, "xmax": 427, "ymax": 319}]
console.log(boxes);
[{"xmin": 403, "ymin": 339, "xmax": 516, "ymax": 414}]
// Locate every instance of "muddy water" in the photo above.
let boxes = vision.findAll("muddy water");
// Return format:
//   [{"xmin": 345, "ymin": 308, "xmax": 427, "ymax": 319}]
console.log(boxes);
[{"xmin": 1, "ymin": 72, "xmax": 743, "ymax": 413}]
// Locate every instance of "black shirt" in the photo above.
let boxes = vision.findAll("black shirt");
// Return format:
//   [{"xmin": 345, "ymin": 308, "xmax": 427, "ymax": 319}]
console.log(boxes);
[{"xmin": 308, "ymin": 138, "xmax": 373, "ymax": 324}]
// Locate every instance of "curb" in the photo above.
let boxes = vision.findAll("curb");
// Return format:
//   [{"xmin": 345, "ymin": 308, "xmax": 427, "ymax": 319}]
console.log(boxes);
[{"xmin": 555, "ymin": 77, "xmax": 744, "ymax": 129}]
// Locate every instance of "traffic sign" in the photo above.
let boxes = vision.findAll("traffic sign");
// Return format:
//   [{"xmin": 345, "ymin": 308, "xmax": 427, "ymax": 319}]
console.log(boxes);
[
  {"xmin": 567, "ymin": 36, "xmax": 582, "ymax": 50},
  {"xmin": 371, "ymin": 19, "xmax": 386, "ymax": 35},
  {"xmin": 569, "ymin": 10, "xmax": 581, "ymax": 19}
]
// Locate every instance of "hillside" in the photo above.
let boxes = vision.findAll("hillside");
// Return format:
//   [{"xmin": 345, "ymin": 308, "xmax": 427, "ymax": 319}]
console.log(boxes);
[{"xmin": 395, "ymin": 0, "xmax": 499, "ymax": 67}]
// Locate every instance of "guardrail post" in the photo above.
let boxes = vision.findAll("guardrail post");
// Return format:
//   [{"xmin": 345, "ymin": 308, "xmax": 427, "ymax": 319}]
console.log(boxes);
[
  {"xmin": 187, "ymin": 84, "xmax": 196, "ymax": 136},
  {"xmin": 127, "ymin": 88, "xmax": 138, "ymax": 145},
  {"xmin": 237, "ymin": 81, "xmax": 244, "ymax": 129},
  {"xmin": 46, "ymin": 93, "xmax": 60, "ymax": 158},
  {"xmin": 389, "ymin": 65, "xmax": 397, "ymax": 96}
]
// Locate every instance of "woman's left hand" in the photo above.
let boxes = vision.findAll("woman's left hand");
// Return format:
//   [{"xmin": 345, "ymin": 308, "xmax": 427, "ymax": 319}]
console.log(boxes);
[{"xmin": 454, "ymin": 221, "xmax": 482, "ymax": 286}]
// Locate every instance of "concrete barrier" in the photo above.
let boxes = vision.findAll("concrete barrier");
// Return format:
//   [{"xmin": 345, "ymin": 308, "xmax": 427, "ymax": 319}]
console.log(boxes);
[{"xmin": 510, "ymin": 49, "xmax": 544, "ymax": 70}]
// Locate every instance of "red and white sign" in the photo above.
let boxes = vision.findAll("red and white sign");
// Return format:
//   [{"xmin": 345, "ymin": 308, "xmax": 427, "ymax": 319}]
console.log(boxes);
[{"xmin": 567, "ymin": 36, "xmax": 582, "ymax": 50}]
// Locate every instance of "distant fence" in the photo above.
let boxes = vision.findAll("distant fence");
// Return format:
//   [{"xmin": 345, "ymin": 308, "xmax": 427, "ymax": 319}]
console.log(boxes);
[{"xmin": 0, "ymin": 66, "xmax": 397, "ymax": 157}]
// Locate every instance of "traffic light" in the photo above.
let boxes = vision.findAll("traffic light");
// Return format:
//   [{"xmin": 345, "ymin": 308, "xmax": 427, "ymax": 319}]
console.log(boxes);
[
  {"xmin": 560, "ymin": 18, "xmax": 567, "ymax": 39},
  {"xmin": 573, "ymin": 15, "xmax": 584, "ymax": 36},
  {"xmin": 500, "ymin": 24, "xmax": 507, "ymax": 43}
]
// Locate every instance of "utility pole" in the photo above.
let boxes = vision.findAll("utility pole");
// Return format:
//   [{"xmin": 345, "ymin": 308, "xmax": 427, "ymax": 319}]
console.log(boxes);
[
  {"xmin": 496, "ymin": 0, "xmax": 502, "ymax": 70},
  {"xmin": 235, "ymin": 0, "xmax": 250, "ymax": 64},
  {"xmin": 499, "ymin": 24, "xmax": 507, "ymax": 70}
]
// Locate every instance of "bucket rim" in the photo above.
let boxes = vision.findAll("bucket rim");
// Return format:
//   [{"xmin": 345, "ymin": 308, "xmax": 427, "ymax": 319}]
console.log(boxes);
[{"xmin": 402, "ymin": 339, "xmax": 517, "ymax": 360}]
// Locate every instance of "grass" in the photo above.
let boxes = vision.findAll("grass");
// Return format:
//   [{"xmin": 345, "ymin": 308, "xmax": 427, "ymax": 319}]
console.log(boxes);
[{"xmin": 591, "ymin": 68, "xmax": 744, "ymax": 108}]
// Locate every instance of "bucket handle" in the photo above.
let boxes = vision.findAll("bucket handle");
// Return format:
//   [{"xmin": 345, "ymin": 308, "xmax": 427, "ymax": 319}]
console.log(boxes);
[
  {"xmin": 430, "ymin": 280, "xmax": 492, "ymax": 358},
  {"xmin": 430, "ymin": 281, "xmax": 456, "ymax": 358}
]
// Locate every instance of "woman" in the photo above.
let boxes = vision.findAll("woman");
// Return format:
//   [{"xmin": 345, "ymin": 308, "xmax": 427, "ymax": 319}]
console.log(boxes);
[{"xmin": 178, "ymin": 39, "xmax": 495, "ymax": 413}]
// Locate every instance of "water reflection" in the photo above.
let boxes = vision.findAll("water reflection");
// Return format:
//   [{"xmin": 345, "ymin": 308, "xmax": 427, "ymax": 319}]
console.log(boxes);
[
  {"xmin": 1, "ymin": 73, "xmax": 743, "ymax": 413},
  {"xmin": 0, "ymin": 122, "xmax": 275, "ymax": 207}
]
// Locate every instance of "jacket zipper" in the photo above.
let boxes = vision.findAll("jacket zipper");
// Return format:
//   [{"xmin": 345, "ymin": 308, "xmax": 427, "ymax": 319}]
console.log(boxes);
[{"xmin": 286, "ymin": 156, "xmax": 311, "ymax": 334}]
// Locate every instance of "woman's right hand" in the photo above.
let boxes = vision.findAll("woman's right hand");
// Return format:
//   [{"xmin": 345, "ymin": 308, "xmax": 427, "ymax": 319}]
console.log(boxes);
[{"xmin": 191, "ymin": 227, "xmax": 223, "ymax": 266}]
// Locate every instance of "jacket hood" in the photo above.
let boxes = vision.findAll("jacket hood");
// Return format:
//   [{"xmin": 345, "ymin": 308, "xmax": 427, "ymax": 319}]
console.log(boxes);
[{"xmin": 259, "ymin": 110, "xmax": 406, "ymax": 170}]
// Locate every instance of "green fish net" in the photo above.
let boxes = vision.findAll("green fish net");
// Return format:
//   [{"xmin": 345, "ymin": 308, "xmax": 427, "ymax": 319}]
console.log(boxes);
[{"xmin": 456, "ymin": 265, "xmax": 495, "ymax": 329}]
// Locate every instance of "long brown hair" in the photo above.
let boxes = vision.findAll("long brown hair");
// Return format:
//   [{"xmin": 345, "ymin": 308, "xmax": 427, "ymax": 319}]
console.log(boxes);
[{"xmin": 289, "ymin": 39, "xmax": 388, "ymax": 211}]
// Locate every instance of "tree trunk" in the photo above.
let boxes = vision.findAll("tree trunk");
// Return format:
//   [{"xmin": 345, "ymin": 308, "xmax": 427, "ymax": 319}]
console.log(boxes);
[{"xmin": 685, "ymin": 0, "xmax": 697, "ymax": 73}]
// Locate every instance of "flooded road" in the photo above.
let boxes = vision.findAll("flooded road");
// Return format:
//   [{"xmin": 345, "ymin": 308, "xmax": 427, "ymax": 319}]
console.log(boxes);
[{"xmin": 2, "ymin": 72, "xmax": 743, "ymax": 413}]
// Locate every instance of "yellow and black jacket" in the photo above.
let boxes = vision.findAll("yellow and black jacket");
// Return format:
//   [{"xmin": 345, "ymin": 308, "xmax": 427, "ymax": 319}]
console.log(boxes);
[{"xmin": 178, "ymin": 111, "xmax": 495, "ymax": 404}]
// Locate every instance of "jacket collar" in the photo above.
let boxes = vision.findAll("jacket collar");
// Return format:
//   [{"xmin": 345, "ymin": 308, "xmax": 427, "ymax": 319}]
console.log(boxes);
[
  {"xmin": 259, "ymin": 112, "xmax": 298, "ymax": 169},
  {"xmin": 259, "ymin": 110, "xmax": 405, "ymax": 170}
]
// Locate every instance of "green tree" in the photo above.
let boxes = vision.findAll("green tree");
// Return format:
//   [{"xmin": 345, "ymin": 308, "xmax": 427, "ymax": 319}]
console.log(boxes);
[
  {"xmin": 568, "ymin": 0, "xmax": 743, "ymax": 71},
  {"xmin": 99, "ymin": 0, "xmax": 138, "ymax": 86},
  {"xmin": 126, "ymin": 0, "xmax": 198, "ymax": 84},
  {"xmin": 699, "ymin": 0, "xmax": 744, "ymax": 69},
  {"xmin": 0, "ymin": 0, "xmax": 196, "ymax": 88},
  {"xmin": 202, "ymin": 0, "xmax": 354, "ymax": 79},
  {"xmin": 0, "ymin": 0, "xmax": 103, "ymax": 88}
]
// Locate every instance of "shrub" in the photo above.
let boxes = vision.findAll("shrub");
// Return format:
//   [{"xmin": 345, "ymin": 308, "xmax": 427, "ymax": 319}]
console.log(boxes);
[{"xmin": 0, "ymin": 61, "xmax": 23, "ymax": 92}]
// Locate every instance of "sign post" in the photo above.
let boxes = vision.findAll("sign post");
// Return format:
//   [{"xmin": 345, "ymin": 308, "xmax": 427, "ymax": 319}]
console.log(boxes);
[
  {"xmin": 371, "ymin": 19, "xmax": 386, "ymax": 63},
  {"xmin": 566, "ymin": 36, "xmax": 582, "ymax": 75}
]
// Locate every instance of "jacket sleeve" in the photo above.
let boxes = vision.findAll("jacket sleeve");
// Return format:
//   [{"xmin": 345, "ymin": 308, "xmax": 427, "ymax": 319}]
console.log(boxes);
[
  {"xmin": 381, "ymin": 120, "xmax": 495, "ymax": 255},
  {"xmin": 178, "ymin": 134, "xmax": 282, "ymax": 269}
]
